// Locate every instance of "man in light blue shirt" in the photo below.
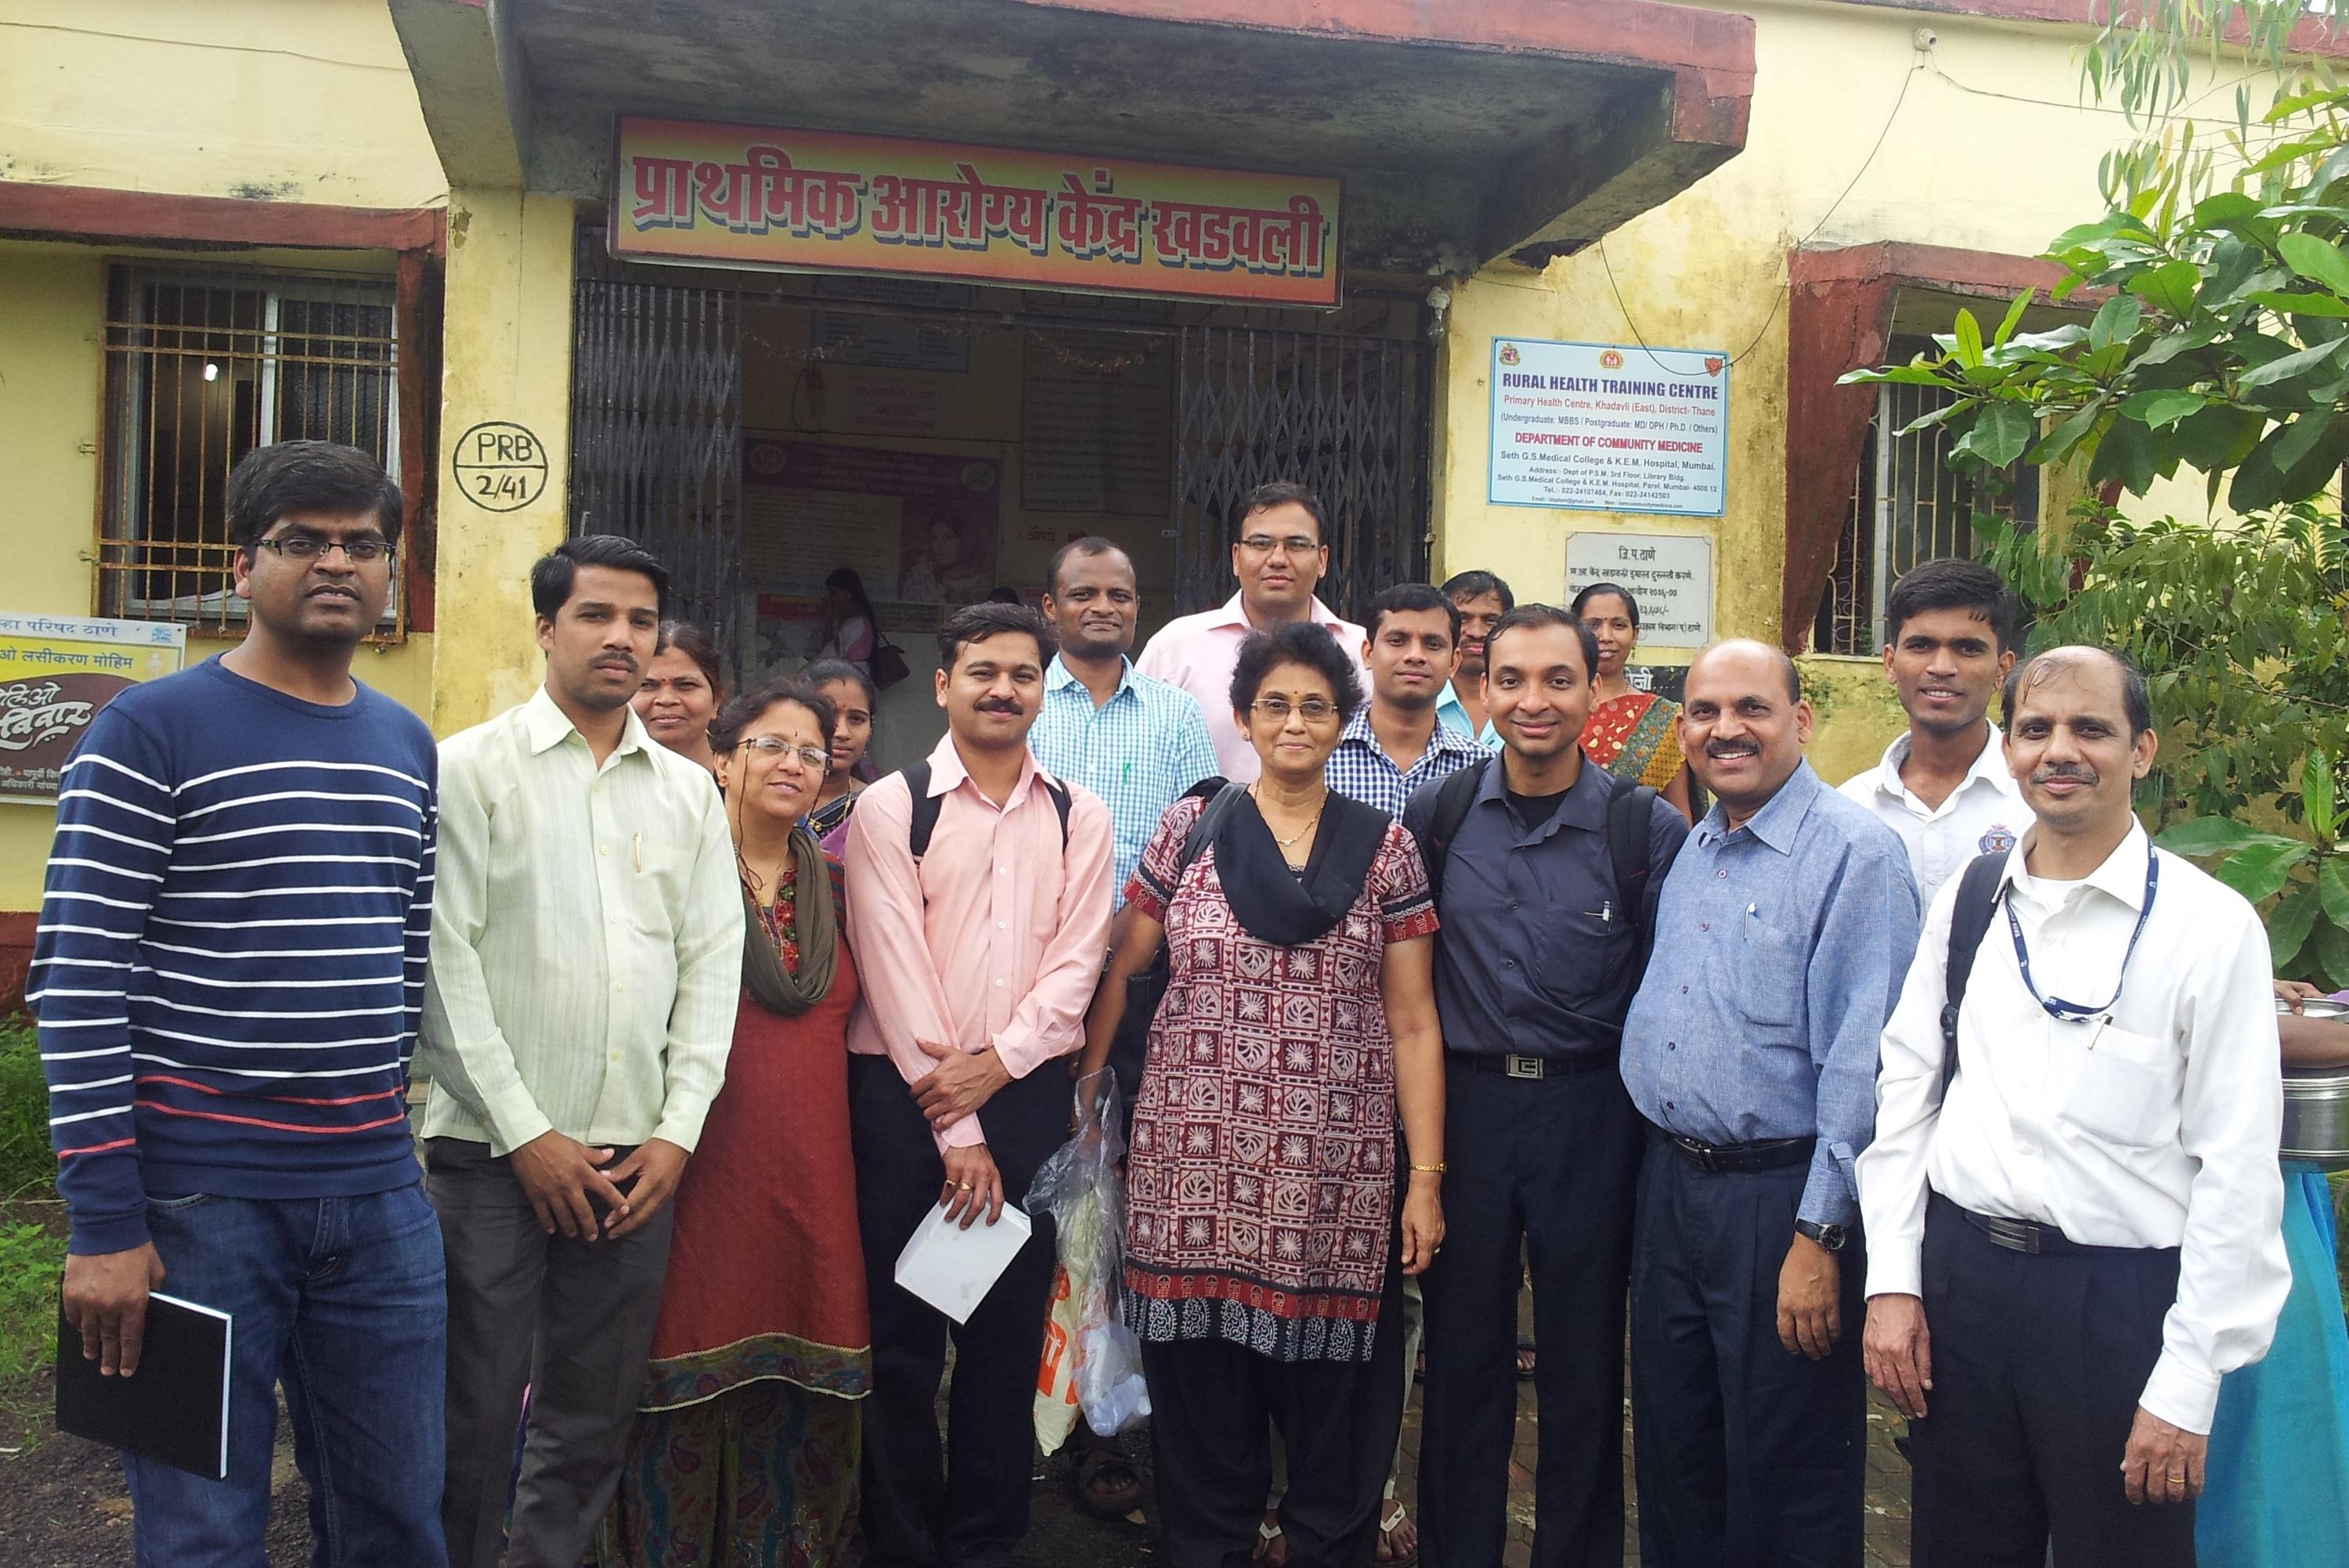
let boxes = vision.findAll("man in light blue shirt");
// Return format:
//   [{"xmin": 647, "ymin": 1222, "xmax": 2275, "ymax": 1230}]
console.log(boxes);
[
  {"xmin": 1431, "ymin": 568, "xmax": 1511, "ymax": 751},
  {"xmin": 1619, "ymin": 640, "xmax": 1918, "ymax": 1568},
  {"xmin": 1030, "ymin": 537, "xmax": 1218, "ymax": 904}
]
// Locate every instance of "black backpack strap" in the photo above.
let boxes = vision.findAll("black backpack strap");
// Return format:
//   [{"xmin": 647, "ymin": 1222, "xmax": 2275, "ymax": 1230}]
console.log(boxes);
[
  {"xmin": 904, "ymin": 760, "xmax": 939, "ymax": 860},
  {"xmin": 1042, "ymin": 776, "xmax": 1072, "ymax": 852},
  {"xmin": 1420, "ymin": 758, "xmax": 1492, "ymax": 915},
  {"xmin": 1179, "ymin": 781, "xmax": 1247, "ymax": 872},
  {"xmin": 1605, "ymin": 783, "xmax": 1665, "ymax": 962},
  {"xmin": 1940, "ymin": 852, "xmax": 2010, "ymax": 1096}
]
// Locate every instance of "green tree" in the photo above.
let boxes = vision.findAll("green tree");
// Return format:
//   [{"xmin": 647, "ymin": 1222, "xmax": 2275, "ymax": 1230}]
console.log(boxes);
[{"xmin": 1842, "ymin": 0, "xmax": 2349, "ymax": 982}]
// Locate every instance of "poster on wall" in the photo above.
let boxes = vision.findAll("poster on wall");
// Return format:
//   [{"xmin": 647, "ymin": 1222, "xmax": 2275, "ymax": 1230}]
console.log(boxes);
[
  {"xmin": 1488, "ymin": 338, "xmax": 1729, "ymax": 517},
  {"xmin": 1565, "ymin": 532, "xmax": 1714, "ymax": 648},
  {"xmin": 0, "ymin": 615, "xmax": 188, "ymax": 803}
]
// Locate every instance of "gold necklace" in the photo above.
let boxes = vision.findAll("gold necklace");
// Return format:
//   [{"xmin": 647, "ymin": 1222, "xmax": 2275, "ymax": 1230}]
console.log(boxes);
[{"xmin": 1250, "ymin": 784, "xmax": 1327, "ymax": 851}]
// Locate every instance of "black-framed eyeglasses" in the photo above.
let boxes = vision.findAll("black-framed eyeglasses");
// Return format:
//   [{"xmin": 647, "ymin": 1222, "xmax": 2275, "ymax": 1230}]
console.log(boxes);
[{"xmin": 255, "ymin": 535, "xmax": 395, "ymax": 564}]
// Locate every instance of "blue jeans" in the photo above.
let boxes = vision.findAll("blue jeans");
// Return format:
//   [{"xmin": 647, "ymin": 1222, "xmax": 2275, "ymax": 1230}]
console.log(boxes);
[{"xmin": 125, "ymin": 1181, "xmax": 449, "ymax": 1568}]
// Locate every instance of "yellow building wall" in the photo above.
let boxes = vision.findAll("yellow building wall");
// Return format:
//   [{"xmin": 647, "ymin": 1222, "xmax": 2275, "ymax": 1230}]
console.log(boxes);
[
  {"xmin": 1431, "ymin": 0, "xmax": 2281, "ymax": 777},
  {"xmin": 0, "ymin": 0, "xmax": 449, "ymax": 912}
]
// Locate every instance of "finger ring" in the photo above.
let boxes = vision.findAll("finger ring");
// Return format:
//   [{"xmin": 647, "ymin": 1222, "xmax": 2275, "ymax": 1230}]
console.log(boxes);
[
  {"xmin": 957, "ymin": 1182, "xmax": 974, "ymax": 1191},
  {"xmin": 2167, "ymin": 1471, "xmax": 2185, "ymax": 1482}
]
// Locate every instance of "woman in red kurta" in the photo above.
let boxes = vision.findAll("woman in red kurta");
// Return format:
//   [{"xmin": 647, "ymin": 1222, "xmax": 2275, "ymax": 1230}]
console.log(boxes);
[{"xmin": 599, "ymin": 678, "xmax": 869, "ymax": 1568}]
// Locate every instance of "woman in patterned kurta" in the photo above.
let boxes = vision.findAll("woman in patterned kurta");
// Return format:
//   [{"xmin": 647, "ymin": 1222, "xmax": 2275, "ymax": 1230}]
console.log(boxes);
[
  {"xmin": 1572, "ymin": 582, "xmax": 1696, "ymax": 821},
  {"xmin": 1083, "ymin": 621, "xmax": 1448, "ymax": 1568}
]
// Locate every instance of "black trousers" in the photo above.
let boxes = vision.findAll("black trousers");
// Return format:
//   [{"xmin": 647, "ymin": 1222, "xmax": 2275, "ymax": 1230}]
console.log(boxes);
[
  {"xmin": 1418, "ymin": 1059, "xmax": 1642, "ymax": 1568},
  {"xmin": 1144, "ymin": 1250, "xmax": 1410, "ymax": 1568},
  {"xmin": 850, "ymin": 1053, "xmax": 1067, "ymax": 1568},
  {"xmin": 1628, "ymin": 1132, "xmax": 1867, "ymax": 1568},
  {"xmin": 1909, "ymin": 1192, "xmax": 2193, "ymax": 1568}
]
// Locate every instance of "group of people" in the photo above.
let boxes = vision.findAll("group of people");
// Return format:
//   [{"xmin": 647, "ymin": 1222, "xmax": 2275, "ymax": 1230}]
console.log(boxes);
[{"xmin": 26, "ymin": 440, "xmax": 2347, "ymax": 1568}]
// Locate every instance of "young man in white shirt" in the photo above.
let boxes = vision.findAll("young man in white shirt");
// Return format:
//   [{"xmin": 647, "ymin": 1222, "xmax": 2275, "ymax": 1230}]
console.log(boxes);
[
  {"xmin": 1857, "ymin": 646, "xmax": 2289, "ymax": 1566},
  {"xmin": 1838, "ymin": 559, "xmax": 2027, "ymax": 903}
]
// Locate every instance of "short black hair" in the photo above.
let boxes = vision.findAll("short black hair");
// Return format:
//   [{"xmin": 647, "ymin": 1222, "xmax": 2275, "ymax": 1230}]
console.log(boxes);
[
  {"xmin": 803, "ymin": 658, "xmax": 877, "ymax": 710},
  {"xmin": 2003, "ymin": 646, "xmax": 2154, "ymax": 739},
  {"xmin": 710, "ymin": 676, "xmax": 835, "ymax": 754},
  {"xmin": 1885, "ymin": 558, "xmax": 2020, "ymax": 652},
  {"xmin": 1045, "ymin": 535, "xmax": 1132, "ymax": 597},
  {"xmin": 1366, "ymin": 582, "xmax": 1461, "ymax": 645},
  {"xmin": 936, "ymin": 600, "xmax": 1055, "ymax": 672},
  {"xmin": 1484, "ymin": 604, "xmax": 1599, "ymax": 683},
  {"xmin": 1231, "ymin": 481, "xmax": 1328, "ymax": 546},
  {"xmin": 1229, "ymin": 622, "xmax": 1364, "ymax": 723},
  {"xmin": 654, "ymin": 621, "xmax": 723, "ymax": 695},
  {"xmin": 1569, "ymin": 581, "xmax": 1640, "ymax": 629},
  {"xmin": 1441, "ymin": 570, "xmax": 1515, "ymax": 612},
  {"xmin": 226, "ymin": 440, "xmax": 404, "ymax": 551},
  {"xmin": 531, "ymin": 535, "xmax": 672, "ymax": 620}
]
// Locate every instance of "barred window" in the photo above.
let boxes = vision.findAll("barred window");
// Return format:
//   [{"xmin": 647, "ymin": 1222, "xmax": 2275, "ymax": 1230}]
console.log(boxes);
[
  {"xmin": 1814, "ymin": 336, "xmax": 2039, "ymax": 655},
  {"xmin": 99, "ymin": 266, "xmax": 401, "ymax": 633}
]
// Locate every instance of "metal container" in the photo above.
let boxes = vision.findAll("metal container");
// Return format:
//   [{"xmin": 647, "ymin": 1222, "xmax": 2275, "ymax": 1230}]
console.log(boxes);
[{"xmin": 2279, "ymin": 997, "xmax": 2349, "ymax": 1170}]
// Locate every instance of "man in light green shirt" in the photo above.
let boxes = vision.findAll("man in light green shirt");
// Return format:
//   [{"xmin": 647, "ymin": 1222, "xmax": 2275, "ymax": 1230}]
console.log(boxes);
[{"xmin": 419, "ymin": 535, "xmax": 742, "ymax": 1568}]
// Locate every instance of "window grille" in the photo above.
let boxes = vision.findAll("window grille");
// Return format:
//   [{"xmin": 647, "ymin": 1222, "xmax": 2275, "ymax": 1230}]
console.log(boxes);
[
  {"xmin": 1814, "ymin": 345, "xmax": 2039, "ymax": 654},
  {"xmin": 99, "ymin": 266, "xmax": 402, "ymax": 635}
]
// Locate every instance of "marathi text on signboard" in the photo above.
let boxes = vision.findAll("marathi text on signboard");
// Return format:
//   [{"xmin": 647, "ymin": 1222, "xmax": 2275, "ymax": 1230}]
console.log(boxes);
[
  {"xmin": 613, "ymin": 117, "xmax": 1341, "ymax": 308},
  {"xmin": 1566, "ymin": 532, "xmax": 1715, "ymax": 649},
  {"xmin": 1488, "ymin": 339, "xmax": 1729, "ymax": 517},
  {"xmin": 0, "ymin": 615, "xmax": 187, "ymax": 804}
]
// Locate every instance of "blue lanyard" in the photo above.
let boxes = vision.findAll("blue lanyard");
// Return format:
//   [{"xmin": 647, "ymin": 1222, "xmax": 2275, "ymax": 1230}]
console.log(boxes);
[{"xmin": 2004, "ymin": 852, "xmax": 2160, "ymax": 1024}]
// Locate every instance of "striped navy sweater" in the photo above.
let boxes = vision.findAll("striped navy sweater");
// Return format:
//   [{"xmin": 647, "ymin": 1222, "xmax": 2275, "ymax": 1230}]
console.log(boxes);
[{"xmin": 29, "ymin": 657, "xmax": 437, "ymax": 1254}]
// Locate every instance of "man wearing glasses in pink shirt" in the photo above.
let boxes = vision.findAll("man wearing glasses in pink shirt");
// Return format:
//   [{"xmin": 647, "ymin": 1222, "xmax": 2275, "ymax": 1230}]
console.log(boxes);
[
  {"xmin": 844, "ymin": 600, "xmax": 1117, "ymax": 1568},
  {"xmin": 1136, "ymin": 480, "xmax": 1369, "ymax": 784}
]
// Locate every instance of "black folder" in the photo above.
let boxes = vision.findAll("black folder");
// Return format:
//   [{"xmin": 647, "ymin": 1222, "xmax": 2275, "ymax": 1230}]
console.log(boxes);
[{"xmin": 54, "ymin": 1290, "xmax": 232, "ymax": 1480}]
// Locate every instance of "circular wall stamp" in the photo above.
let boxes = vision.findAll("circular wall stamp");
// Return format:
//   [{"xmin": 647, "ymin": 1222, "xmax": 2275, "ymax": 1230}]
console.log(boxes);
[{"xmin": 452, "ymin": 422, "xmax": 549, "ymax": 513}]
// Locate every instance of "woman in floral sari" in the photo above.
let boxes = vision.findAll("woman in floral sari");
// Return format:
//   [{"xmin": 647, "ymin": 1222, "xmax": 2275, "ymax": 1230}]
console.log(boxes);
[
  {"xmin": 1571, "ymin": 582, "xmax": 1694, "ymax": 822},
  {"xmin": 598, "ymin": 677, "xmax": 868, "ymax": 1568}
]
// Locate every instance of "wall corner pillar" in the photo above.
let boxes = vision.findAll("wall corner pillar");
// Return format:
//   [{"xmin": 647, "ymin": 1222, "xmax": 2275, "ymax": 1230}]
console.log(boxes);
[{"xmin": 429, "ymin": 188, "xmax": 575, "ymax": 735}]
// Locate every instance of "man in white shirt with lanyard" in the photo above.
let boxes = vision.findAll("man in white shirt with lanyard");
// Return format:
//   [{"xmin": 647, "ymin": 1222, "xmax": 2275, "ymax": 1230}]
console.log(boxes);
[
  {"xmin": 1838, "ymin": 558, "xmax": 2027, "ymax": 903},
  {"xmin": 1856, "ymin": 645, "xmax": 2288, "ymax": 1566}
]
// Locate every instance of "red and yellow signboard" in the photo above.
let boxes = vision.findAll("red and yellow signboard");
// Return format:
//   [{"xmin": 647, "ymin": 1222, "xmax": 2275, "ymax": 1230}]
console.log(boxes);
[{"xmin": 612, "ymin": 117, "xmax": 1342, "ymax": 308}]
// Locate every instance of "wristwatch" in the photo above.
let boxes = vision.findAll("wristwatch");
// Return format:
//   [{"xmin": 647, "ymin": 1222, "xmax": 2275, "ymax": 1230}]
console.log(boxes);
[{"xmin": 1795, "ymin": 1220, "xmax": 1848, "ymax": 1253}]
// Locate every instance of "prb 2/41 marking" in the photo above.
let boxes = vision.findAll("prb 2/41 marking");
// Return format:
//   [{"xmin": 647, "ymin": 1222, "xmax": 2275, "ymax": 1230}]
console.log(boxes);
[{"xmin": 452, "ymin": 421, "xmax": 549, "ymax": 514}]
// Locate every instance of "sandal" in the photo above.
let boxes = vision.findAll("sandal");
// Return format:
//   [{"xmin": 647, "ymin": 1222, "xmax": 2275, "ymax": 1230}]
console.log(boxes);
[
  {"xmin": 1516, "ymin": 1332, "xmax": 1537, "ymax": 1382},
  {"xmin": 1377, "ymin": 1499, "xmax": 1420, "ymax": 1566},
  {"xmin": 1073, "ymin": 1443, "xmax": 1144, "ymax": 1518},
  {"xmin": 1255, "ymin": 1512, "xmax": 1290, "ymax": 1566}
]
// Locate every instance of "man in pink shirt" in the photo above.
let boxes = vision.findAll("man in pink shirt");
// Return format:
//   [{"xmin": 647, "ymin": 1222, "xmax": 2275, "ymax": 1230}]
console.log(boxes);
[
  {"xmin": 845, "ymin": 600, "xmax": 1116, "ymax": 1568},
  {"xmin": 1135, "ymin": 480, "xmax": 1369, "ymax": 783}
]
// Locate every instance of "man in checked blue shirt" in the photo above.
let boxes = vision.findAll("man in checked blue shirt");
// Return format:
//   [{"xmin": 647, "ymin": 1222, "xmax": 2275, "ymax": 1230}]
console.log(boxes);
[
  {"xmin": 1030, "ymin": 536, "xmax": 1218, "ymax": 901},
  {"xmin": 1619, "ymin": 640, "xmax": 1919, "ymax": 1568},
  {"xmin": 1326, "ymin": 582, "xmax": 1488, "ymax": 819}
]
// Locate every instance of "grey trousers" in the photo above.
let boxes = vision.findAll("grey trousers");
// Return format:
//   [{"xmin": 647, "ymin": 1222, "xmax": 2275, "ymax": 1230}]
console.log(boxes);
[{"xmin": 427, "ymin": 1137, "xmax": 676, "ymax": 1568}]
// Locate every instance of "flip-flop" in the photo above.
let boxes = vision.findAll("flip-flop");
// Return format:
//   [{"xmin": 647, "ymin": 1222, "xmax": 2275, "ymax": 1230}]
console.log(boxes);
[
  {"xmin": 1073, "ymin": 1445, "xmax": 1144, "ymax": 1518},
  {"xmin": 1256, "ymin": 1515, "xmax": 1289, "ymax": 1566},
  {"xmin": 1516, "ymin": 1332, "xmax": 1537, "ymax": 1382},
  {"xmin": 1377, "ymin": 1499, "xmax": 1420, "ymax": 1567}
]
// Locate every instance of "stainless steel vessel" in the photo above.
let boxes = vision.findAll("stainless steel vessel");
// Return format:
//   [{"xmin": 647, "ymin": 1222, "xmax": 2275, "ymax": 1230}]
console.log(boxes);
[{"xmin": 2279, "ymin": 997, "xmax": 2349, "ymax": 1170}]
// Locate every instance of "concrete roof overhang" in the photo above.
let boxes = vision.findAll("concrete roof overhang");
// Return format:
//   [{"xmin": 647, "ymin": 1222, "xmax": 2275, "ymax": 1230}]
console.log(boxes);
[{"xmin": 390, "ymin": 0, "xmax": 1755, "ymax": 278}]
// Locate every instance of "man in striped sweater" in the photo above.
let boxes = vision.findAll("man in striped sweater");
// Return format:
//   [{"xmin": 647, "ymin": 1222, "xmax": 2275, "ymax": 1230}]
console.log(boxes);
[{"xmin": 31, "ymin": 441, "xmax": 446, "ymax": 1565}]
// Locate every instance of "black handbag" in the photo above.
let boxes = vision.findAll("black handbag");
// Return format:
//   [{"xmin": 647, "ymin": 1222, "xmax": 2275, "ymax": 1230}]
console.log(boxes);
[{"xmin": 868, "ymin": 631, "xmax": 911, "ymax": 689}]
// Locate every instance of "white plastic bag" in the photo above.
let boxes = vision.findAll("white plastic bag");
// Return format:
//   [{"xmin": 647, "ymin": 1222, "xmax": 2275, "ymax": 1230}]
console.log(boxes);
[{"xmin": 1027, "ymin": 1070, "xmax": 1152, "ymax": 1447}]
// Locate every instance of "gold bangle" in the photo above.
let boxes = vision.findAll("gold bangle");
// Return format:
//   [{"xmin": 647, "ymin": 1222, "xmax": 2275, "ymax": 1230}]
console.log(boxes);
[{"xmin": 1410, "ymin": 1162, "xmax": 1447, "ymax": 1173}]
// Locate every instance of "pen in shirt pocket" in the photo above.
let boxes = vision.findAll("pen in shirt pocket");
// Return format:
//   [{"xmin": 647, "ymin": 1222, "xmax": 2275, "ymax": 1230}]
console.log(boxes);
[
  {"xmin": 1744, "ymin": 902, "xmax": 1759, "ymax": 936},
  {"xmin": 633, "ymin": 832, "xmax": 644, "ymax": 873}
]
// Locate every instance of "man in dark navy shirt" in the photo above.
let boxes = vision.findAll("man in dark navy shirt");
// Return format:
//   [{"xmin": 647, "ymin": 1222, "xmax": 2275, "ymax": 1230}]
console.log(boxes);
[{"xmin": 1405, "ymin": 604, "xmax": 1687, "ymax": 1568}]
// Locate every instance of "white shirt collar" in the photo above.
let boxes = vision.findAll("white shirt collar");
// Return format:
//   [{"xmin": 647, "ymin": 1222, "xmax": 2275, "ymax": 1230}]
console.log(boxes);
[
  {"xmin": 2004, "ymin": 819, "xmax": 2155, "ymax": 912},
  {"xmin": 1870, "ymin": 726, "xmax": 2019, "ymax": 804}
]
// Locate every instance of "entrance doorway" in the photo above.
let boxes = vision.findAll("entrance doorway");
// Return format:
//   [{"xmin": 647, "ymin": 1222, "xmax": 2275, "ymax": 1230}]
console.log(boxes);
[{"xmin": 568, "ymin": 229, "xmax": 1429, "ymax": 768}]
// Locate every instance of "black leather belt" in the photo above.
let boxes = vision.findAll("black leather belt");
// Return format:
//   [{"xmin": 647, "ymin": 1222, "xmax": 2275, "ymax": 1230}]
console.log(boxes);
[
  {"xmin": 1934, "ymin": 1191, "xmax": 2163, "ymax": 1259},
  {"xmin": 1659, "ymin": 1130, "xmax": 1817, "ymax": 1173},
  {"xmin": 1447, "ymin": 1050, "xmax": 1613, "ymax": 1080}
]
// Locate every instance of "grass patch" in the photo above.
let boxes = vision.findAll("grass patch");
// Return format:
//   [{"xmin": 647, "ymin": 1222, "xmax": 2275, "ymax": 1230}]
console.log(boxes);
[
  {"xmin": 0, "ymin": 1218, "xmax": 61, "ymax": 1447},
  {"xmin": 0, "ymin": 1015, "xmax": 54, "ymax": 1201}
]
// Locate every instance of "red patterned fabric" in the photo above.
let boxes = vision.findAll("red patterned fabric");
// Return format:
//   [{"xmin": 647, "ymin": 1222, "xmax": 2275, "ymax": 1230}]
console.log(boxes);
[{"xmin": 1120, "ymin": 796, "xmax": 1438, "ymax": 1363}]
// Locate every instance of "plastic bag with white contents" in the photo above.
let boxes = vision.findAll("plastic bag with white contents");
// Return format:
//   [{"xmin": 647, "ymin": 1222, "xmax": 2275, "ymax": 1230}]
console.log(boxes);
[{"xmin": 1026, "ymin": 1069, "xmax": 1151, "ymax": 1446}]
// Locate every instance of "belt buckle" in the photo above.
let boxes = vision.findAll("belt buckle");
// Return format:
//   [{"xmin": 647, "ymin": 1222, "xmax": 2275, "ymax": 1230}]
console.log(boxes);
[
  {"xmin": 1983, "ymin": 1215, "xmax": 2042, "ymax": 1255},
  {"xmin": 1504, "ymin": 1054, "xmax": 1543, "ymax": 1080}
]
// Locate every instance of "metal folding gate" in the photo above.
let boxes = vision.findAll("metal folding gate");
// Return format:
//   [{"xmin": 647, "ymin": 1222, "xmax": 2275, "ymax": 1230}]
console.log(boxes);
[
  {"xmin": 569, "ymin": 236, "xmax": 1428, "ymax": 667},
  {"xmin": 569, "ymin": 240, "xmax": 744, "ymax": 658},
  {"xmin": 1171, "ymin": 323, "xmax": 1429, "ymax": 620}
]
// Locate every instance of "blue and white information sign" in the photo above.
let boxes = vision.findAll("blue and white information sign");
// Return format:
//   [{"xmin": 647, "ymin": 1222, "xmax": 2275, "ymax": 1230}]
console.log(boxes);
[{"xmin": 1488, "ymin": 337, "xmax": 1729, "ymax": 517}]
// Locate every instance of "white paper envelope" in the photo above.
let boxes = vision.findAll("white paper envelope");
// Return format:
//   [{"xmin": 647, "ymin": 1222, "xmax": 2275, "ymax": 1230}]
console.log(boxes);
[{"xmin": 893, "ymin": 1199, "xmax": 1034, "ymax": 1324}]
